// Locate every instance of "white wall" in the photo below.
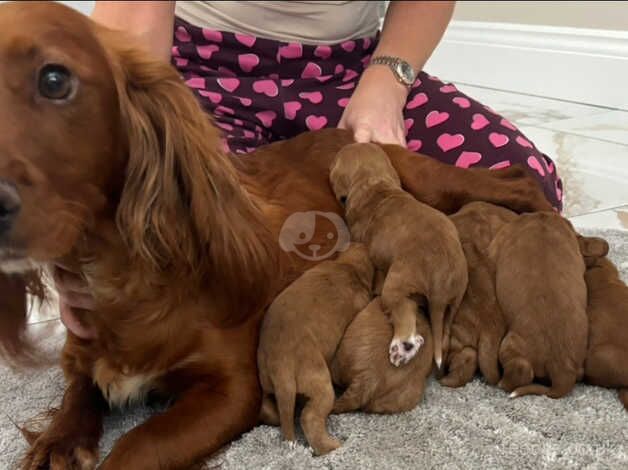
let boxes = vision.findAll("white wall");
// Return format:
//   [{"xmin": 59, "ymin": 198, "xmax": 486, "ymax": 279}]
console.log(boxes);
[{"xmin": 454, "ymin": 1, "xmax": 628, "ymax": 32}]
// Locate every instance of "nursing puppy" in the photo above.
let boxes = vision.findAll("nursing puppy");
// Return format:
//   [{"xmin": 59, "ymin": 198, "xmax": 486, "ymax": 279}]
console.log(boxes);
[
  {"xmin": 583, "ymin": 255, "xmax": 628, "ymax": 409},
  {"xmin": 330, "ymin": 143, "xmax": 467, "ymax": 369},
  {"xmin": 489, "ymin": 212, "xmax": 587, "ymax": 398},
  {"xmin": 257, "ymin": 243, "xmax": 374, "ymax": 455},
  {"xmin": 440, "ymin": 202, "xmax": 517, "ymax": 388},
  {"xmin": 331, "ymin": 297, "xmax": 433, "ymax": 414}
]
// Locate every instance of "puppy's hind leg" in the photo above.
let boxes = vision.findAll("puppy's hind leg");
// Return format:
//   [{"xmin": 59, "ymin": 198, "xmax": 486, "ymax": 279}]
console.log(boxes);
[
  {"xmin": 439, "ymin": 346, "xmax": 477, "ymax": 388},
  {"xmin": 498, "ymin": 333, "xmax": 534, "ymax": 393},
  {"xmin": 259, "ymin": 394, "xmax": 280, "ymax": 426},
  {"xmin": 333, "ymin": 373, "xmax": 376, "ymax": 414},
  {"xmin": 300, "ymin": 360, "xmax": 341, "ymax": 455},
  {"xmin": 381, "ymin": 270, "xmax": 424, "ymax": 367}
]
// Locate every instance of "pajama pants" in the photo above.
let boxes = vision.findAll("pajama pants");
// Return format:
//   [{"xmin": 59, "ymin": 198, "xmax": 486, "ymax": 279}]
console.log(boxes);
[{"xmin": 172, "ymin": 17, "xmax": 563, "ymax": 210}]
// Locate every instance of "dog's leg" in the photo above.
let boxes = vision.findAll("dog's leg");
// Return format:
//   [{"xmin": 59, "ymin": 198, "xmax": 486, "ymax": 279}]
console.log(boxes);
[
  {"xmin": 498, "ymin": 333, "xmax": 534, "ymax": 393},
  {"xmin": 300, "ymin": 362, "xmax": 340, "ymax": 456},
  {"xmin": 100, "ymin": 371, "xmax": 261, "ymax": 470},
  {"xmin": 381, "ymin": 269, "xmax": 424, "ymax": 367},
  {"xmin": 259, "ymin": 394, "xmax": 280, "ymax": 426},
  {"xmin": 21, "ymin": 376, "xmax": 106, "ymax": 470}
]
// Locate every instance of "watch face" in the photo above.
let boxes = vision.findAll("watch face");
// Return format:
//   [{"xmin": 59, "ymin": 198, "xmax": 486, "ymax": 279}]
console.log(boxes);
[{"xmin": 396, "ymin": 61, "xmax": 415, "ymax": 85}]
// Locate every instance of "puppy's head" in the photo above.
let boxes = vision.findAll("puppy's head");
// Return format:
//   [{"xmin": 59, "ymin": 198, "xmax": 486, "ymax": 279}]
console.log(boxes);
[
  {"xmin": 577, "ymin": 235, "xmax": 610, "ymax": 268},
  {"xmin": 0, "ymin": 2, "xmax": 123, "ymax": 270},
  {"xmin": 329, "ymin": 143, "xmax": 400, "ymax": 207}
]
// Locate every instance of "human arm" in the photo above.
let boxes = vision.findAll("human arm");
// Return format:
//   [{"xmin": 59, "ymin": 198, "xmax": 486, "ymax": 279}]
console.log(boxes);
[
  {"xmin": 339, "ymin": 1, "xmax": 456, "ymax": 146},
  {"xmin": 91, "ymin": 1, "xmax": 176, "ymax": 62}
]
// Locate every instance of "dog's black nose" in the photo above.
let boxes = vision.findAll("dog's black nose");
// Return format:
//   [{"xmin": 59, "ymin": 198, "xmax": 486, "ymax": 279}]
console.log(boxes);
[{"xmin": 0, "ymin": 181, "xmax": 20, "ymax": 235}]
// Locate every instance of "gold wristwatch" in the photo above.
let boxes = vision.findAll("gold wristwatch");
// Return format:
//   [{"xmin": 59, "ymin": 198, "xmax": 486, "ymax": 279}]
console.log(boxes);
[{"xmin": 369, "ymin": 56, "xmax": 417, "ymax": 88}]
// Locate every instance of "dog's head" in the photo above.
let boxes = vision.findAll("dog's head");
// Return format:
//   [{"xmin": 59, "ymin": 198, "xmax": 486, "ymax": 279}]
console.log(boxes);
[
  {"xmin": 329, "ymin": 143, "xmax": 400, "ymax": 206},
  {"xmin": 0, "ymin": 2, "xmax": 123, "ymax": 270},
  {"xmin": 0, "ymin": 2, "xmax": 275, "ymax": 357}
]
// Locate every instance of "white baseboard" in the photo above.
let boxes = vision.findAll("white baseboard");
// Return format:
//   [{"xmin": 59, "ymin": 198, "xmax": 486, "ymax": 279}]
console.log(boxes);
[{"xmin": 425, "ymin": 21, "xmax": 628, "ymax": 110}]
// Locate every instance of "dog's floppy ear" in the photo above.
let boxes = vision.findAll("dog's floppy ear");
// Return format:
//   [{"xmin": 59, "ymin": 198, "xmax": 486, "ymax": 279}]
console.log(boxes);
[
  {"xmin": 0, "ymin": 271, "xmax": 45, "ymax": 366},
  {"xmin": 577, "ymin": 235, "xmax": 610, "ymax": 268},
  {"xmin": 102, "ymin": 31, "xmax": 276, "ymax": 322}
]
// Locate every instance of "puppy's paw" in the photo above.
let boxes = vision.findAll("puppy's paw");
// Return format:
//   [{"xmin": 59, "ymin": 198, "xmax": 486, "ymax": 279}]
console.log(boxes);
[{"xmin": 389, "ymin": 335, "xmax": 424, "ymax": 367}]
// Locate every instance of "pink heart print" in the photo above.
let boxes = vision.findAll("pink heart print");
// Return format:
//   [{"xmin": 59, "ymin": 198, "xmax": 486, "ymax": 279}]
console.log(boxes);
[
  {"xmin": 278, "ymin": 43, "xmax": 303, "ymax": 60},
  {"xmin": 198, "ymin": 90, "xmax": 222, "ymax": 104},
  {"xmin": 500, "ymin": 118, "xmax": 517, "ymax": 131},
  {"xmin": 453, "ymin": 97, "xmax": 471, "ymax": 109},
  {"xmin": 174, "ymin": 57, "xmax": 189, "ymax": 68},
  {"xmin": 471, "ymin": 113, "xmax": 490, "ymax": 130},
  {"xmin": 235, "ymin": 33, "xmax": 256, "ymax": 47},
  {"xmin": 425, "ymin": 110, "xmax": 450, "ymax": 128},
  {"xmin": 216, "ymin": 121, "xmax": 234, "ymax": 132},
  {"xmin": 437, "ymin": 133, "xmax": 465, "ymax": 152},
  {"xmin": 341, "ymin": 40, "xmax": 356, "ymax": 52},
  {"xmin": 305, "ymin": 115, "xmax": 328, "ymax": 131},
  {"xmin": 337, "ymin": 97, "xmax": 350, "ymax": 108},
  {"xmin": 281, "ymin": 79, "xmax": 295, "ymax": 87},
  {"xmin": 406, "ymin": 93, "xmax": 428, "ymax": 110},
  {"xmin": 489, "ymin": 132, "xmax": 509, "ymax": 148},
  {"xmin": 301, "ymin": 62, "xmax": 323, "ymax": 79},
  {"xmin": 252, "ymin": 80, "xmax": 279, "ymax": 97},
  {"xmin": 555, "ymin": 180, "xmax": 563, "ymax": 202},
  {"xmin": 255, "ymin": 110, "xmax": 277, "ymax": 128},
  {"xmin": 527, "ymin": 156, "xmax": 546, "ymax": 176},
  {"xmin": 336, "ymin": 82, "xmax": 355, "ymax": 90},
  {"xmin": 440, "ymin": 84, "xmax": 457, "ymax": 93},
  {"xmin": 175, "ymin": 26, "xmax": 191, "ymax": 42},
  {"xmin": 238, "ymin": 96, "xmax": 252, "ymax": 107},
  {"xmin": 455, "ymin": 151, "xmax": 482, "ymax": 168},
  {"xmin": 283, "ymin": 101, "xmax": 302, "ymax": 120},
  {"xmin": 202, "ymin": 29, "xmax": 223, "ymax": 42},
  {"xmin": 298, "ymin": 91, "xmax": 323, "ymax": 104},
  {"xmin": 314, "ymin": 45, "xmax": 332, "ymax": 59},
  {"xmin": 407, "ymin": 139, "xmax": 422, "ymax": 152},
  {"xmin": 343, "ymin": 69, "xmax": 359, "ymax": 82},
  {"xmin": 217, "ymin": 78, "xmax": 240, "ymax": 93},
  {"xmin": 334, "ymin": 64, "xmax": 345, "ymax": 75},
  {"xmin": 197, "ymin": 45, "xmax": 219, "ymax": 60},
  {"xmin": 185, "ymin": 77, "xmax": 205, "ymax": 89},
  {"xmin": 490, "ymin": 160, "xmax": 512, "ymax": 170},
  {"xmin": 243, "ymin": 129, "xmax": 256, "ymax": 139},
  {"xmin": 363, "ymin": 38, "xmax": 372, "ymax": 50},
  {"xmin": 215, "ymin": 105, "xmax": 234, "ymax": 115},
  {"xmin": 315, "ymin": 75, "xmax": 333, "ymax": 83},
  {"xmin": 238, "ymin": 53, "xmax": 260, "ymax": 73},
  {"xmin": 516, "ymin": 136, "xmax": 533, "ymax": 148}
]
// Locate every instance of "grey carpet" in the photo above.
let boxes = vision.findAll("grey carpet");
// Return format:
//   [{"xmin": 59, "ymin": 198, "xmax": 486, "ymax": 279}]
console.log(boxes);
[{"xmin": 1, "ymin": 228, "xmax": 627, "ymax": 470}]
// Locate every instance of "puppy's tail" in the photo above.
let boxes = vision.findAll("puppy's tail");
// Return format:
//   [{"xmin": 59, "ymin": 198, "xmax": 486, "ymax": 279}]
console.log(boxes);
[
  {"xmin": 274, "ymin": 374, "xmax": 297, "ymax": 441},
  {"xmin": 510, "ymin": 372, "xmax": 576, "ymax": 399},
  {"xmin": 618, "ymin": 389, "xmax": 628, "ymax": 410},
  {"xmin": 429, "ymin": 300, "xmax": 451, "ymax": 371}
]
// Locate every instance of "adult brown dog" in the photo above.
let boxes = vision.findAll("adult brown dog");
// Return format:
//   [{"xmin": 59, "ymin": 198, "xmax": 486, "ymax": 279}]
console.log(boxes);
[
  {"xmin": 0, "ymin": 2, "xmax": 553, "ymax": 468},
  {"xmin": 584, "ymin": 256, "xmax": 628, "ymax": 410},
  {"xmin": 489, "ymin": 213, "xmax": 587, "ymax": 398}
]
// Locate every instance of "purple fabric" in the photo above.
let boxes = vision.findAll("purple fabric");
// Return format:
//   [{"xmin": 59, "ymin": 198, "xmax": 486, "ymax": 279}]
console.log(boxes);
[{"xmin": 172, "ymin": 17, "xmax": 563, "ymax": 210}]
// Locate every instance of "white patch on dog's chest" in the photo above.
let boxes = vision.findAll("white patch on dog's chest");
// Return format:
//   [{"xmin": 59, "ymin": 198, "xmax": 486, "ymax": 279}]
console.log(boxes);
[{"xmin": 93, "ymin": 359, "xmax": 158, "ymax": 408}]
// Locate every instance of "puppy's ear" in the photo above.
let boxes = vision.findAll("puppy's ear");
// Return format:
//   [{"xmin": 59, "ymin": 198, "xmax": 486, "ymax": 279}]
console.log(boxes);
[
  {"xmin": 577, "ymin": 235, "xmax": 610, "ymax": 268},
  {"xmin": 102, "ymin": 32, "xmax": 276, "ymax": 323},
  {"xmin": 0, "ymin": 271, "xmax": 45, "ymax": 366}
]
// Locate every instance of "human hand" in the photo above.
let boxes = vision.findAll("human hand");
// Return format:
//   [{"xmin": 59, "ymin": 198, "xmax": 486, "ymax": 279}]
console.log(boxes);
[
  {"xmin": 53, "ymin": 265, "xmax": 97, "ymax": 339},
  {"xmin": 338, "ymin": 65, "xmax": 409, "ymax": 147}
]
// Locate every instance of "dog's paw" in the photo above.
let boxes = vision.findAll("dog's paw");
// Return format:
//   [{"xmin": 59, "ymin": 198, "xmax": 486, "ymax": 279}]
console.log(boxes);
[
  {"xmin": 21, "ymin": 437, "xmax": 97, "ymax": 470},
  {"xmin": 389, "ymin": 335, "xmax": 425, "ymax": 367}
]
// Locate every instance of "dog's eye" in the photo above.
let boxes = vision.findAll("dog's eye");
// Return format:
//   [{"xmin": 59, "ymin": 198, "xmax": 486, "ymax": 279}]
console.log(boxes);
[
  {"xmin": 38, "ymin": 64, "xmax": 74, "ymax": 101},
  {"xmin": 339, "ymin": 196, "xmax": 347, "ymax": 206}
]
